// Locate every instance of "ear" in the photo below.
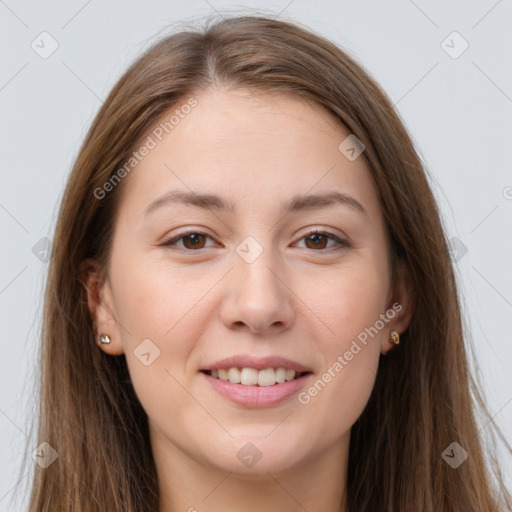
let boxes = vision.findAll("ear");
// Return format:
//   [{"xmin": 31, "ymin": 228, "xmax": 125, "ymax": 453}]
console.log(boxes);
[
  {"xmin": 79, "ymin": 258, "xmax": 124, "ymax": 356},
  {"xmin": 381, "ymin": 260, "xmax": 415, "ymax": 355}
]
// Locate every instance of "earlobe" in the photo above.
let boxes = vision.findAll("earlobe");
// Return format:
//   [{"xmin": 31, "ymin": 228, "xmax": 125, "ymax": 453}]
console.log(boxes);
[
  {"xmin": 79, "ymin": 259, "xmax": 124, "ymax": 356},
  {"xmin": 381, "ymin": 262, "xmax": 415, "ymax": 354}
]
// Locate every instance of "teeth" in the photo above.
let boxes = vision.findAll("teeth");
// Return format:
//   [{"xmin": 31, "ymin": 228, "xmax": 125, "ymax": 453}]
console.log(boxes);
[
  {"xmin": 285, "ymin": 369, "xmax": 295, "ymax": 381},
  {"xmin": 275, "ymin": 367, "xmax": 286, "ymax": 383},
  {"xmin": 258, "ymin": 368, "xmax": 276, "ymax": 387},
  {"xmin": 240, "ymin": 367, "xmax": 258, "ymax": 385},
  {"xmin": 228, "ymin": 367, "xmax": 241, "ymax": 383},
  {"xmin": 211, "ymin": 367, "xmax": 301, "ymax": 386}
]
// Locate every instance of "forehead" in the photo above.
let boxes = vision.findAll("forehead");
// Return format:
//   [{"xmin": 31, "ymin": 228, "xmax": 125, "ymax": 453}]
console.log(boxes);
[{"xmin": 116, "ymin": 87, "xmax": 380, "ymax": 221}]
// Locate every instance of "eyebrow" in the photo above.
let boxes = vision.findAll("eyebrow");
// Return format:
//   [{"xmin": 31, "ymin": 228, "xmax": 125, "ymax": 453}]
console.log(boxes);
[{"xmin": 144, "ymin": 190, "xmax": 367, "ymax": 217}]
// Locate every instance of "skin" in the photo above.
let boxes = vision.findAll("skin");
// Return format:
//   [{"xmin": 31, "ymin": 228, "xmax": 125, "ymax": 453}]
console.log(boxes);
[{"xmin": 82, "ymin": 87, "xmax": 413, "ymax": 512}]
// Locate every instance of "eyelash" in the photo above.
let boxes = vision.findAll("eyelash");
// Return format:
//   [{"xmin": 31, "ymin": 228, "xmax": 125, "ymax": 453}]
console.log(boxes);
[{"xmin": 161, "ymin": 229, "xmax": 350, "ymax": 253}]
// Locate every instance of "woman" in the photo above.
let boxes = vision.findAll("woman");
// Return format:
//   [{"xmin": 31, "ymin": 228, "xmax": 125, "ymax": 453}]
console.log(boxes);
[{"xmin": 23, "ymin": 14, "xmax": 511, "ymax": 512}]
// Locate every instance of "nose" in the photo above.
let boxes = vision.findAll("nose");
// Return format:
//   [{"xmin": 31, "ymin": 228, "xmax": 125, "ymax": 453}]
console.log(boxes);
[{"xmin": 219, "ymin": 249, "xmax": 296, "ymax": 335}]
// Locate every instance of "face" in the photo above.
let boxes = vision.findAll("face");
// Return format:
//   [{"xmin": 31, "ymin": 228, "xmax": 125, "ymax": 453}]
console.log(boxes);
[{"xmin": 84, "ymin": 87, "xmax": 412, "ymax": 477}]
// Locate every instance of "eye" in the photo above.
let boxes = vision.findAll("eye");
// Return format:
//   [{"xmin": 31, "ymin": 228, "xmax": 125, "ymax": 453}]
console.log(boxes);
[
  {"xmin": 294, "ymin": 230, "xmax": 350, "ymax": 251},
  {"xmin": 161, "ymin": 231, "xmax": 217, "ymax": 251},
  {"xmin": 161, "ymin": 229, "xmax": 350, "ymax": 252}
]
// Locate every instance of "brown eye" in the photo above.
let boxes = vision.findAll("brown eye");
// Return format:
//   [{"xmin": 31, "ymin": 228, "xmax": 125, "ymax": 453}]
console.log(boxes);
[
  {"xmin": 162, "ymin": 231, "xmax": 215, "ymax": 251},
  {"xmin": 181, "ymin": 233, "xmax": 207, "ymax": 249},
  {"xmin": 296, "ymin": 230, "xmax": 350, "ymax": 251},
  {"xmin": 304, "ymin": 232, "xmax": 329, "ymax": 249}
]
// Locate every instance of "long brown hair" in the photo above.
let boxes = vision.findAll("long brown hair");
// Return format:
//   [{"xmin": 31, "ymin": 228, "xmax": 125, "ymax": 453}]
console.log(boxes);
[{"xmin": 19, "ymin": 13, "xmax": 511, "ymax": 511}]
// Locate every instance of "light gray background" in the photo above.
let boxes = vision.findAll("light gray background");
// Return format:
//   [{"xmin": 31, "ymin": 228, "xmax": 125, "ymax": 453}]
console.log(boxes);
[{"xmin": 1, "ymin": 0, "xmax": 511, "ymax": 510}]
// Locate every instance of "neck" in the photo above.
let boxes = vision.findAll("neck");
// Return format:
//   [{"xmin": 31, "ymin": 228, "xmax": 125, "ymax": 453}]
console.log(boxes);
[{"xmin": 152, "ymin": 424, "xmax": 350, "ymax": 512}]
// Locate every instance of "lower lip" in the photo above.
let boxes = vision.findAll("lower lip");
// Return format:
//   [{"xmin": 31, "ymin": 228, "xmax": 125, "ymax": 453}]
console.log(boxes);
[{"xmin": 200, "ymin": 371, "xmax": 313, "ymax": 408}]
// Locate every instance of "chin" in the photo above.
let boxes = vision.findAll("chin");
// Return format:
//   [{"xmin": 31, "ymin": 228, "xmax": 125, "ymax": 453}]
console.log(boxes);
[{"xmin": 207, "ymin": 435, "xmax": 306, "ymax": 476}]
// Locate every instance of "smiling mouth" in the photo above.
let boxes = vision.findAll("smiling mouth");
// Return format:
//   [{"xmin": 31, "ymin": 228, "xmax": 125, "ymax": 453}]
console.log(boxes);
[{"xmin": 200, "ymin": 368, "xmax": 312, "ymax": 387}]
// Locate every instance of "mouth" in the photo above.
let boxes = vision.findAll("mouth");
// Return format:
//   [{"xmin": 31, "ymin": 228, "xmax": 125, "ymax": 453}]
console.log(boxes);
[{"xmin": 200, "ymin": 368, "xmax": 313, "ymax": 387}]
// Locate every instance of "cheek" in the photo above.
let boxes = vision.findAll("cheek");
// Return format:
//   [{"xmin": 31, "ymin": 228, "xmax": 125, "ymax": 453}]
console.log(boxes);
[
  {"xmin": 300, "ymin": 255, "xmax": 389, "ymax": 345},
  {"xmin": 295, "ymin": 254, "xmax": 387, "ymax": 413},
  {"xmin": 297, "ymin": 269, "xmax": 385, "ymax": 447},
  {"xmin": 110, "ymin": 247, "xmax": 209, "ymax": 339},
  {"xmin": 110, "ymin": 261, "xmax": 213, "ymax": 430},
  {"xmin": 106, "ymin": 248, "xmax": 199, "ymax": 388}
]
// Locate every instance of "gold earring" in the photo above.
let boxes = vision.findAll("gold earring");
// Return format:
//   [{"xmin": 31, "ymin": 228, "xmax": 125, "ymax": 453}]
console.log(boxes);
[
  {"xmin": 98, "ymin": 333, "xmax": 111, "ymax": 345},
  {"xmin": 389, "ymin": 330, "xmax": 400, "ymax": 345}
]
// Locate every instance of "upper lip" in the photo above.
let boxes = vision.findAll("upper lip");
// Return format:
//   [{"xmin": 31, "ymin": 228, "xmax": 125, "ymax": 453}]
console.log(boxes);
[{"xmin": 200, "ymin": 355, "xmax": 313, "ymax": 373}]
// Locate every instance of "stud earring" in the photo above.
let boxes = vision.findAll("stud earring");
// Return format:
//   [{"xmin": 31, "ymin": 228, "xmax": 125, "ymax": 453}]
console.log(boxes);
[
  {"xmin": 98, "ymin": 333, "xmax": 111, "ymax": 345},
  {"xmin": 389, "ymin": 330, "xmax": 400, "ymax": 345}
]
